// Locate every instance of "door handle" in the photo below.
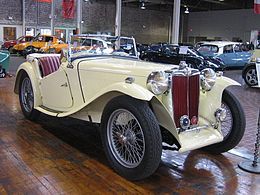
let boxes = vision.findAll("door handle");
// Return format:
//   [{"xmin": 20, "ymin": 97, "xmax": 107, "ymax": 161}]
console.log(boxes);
[{"xmin": 61, "ymin": 82, "xmax": 68, "ymax": 87}]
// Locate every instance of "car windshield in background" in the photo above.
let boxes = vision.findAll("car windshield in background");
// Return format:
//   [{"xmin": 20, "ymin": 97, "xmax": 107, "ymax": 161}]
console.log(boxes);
[
  {"xmin": 197, "ymin": 45, "xmax": 219, "ymax": 53},
  {"xmin": 69, "ymin": 35, "xmax": 138, "ymax": 59}
]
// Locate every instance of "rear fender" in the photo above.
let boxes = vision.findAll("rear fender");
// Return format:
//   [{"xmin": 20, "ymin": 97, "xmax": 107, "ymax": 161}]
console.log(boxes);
[{"xmin": 14, "ymin": 62, "xmax": 42, "ymax": 107}]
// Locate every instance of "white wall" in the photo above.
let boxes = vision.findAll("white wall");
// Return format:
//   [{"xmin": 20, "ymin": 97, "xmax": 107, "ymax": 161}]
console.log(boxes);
[
  {"xmin": 0, "ymin": 24, "xmax": 23, "ymax": 42},
  {"xmin": 187, "ymin": 9, "xmax": 260, "ymax": 42}
]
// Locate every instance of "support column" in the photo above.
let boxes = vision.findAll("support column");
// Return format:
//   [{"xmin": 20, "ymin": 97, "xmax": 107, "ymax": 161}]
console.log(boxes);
[
  {"xmin": 115, "ymin": 0, "xmax": 122, "ymax": 37},
  {"xmin": 50, "ymin": 0, "xmax": 55, "ymax": 35},
  {"xmin": 76, "ymin": 0, "xmax": 82, "ymax": 34},
  {"xmin": 171, "ymin": 0, "xmax": 181, "ymax": 44},
  {"xmin": 22, "ymin": 0, "xmax": 25, "ymax": 35}
]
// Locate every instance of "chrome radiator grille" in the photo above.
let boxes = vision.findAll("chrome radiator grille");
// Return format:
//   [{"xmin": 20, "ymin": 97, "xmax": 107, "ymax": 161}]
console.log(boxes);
[{"xmin": 172, "ymin": 73, "xmax": 200, "ymax": 128}]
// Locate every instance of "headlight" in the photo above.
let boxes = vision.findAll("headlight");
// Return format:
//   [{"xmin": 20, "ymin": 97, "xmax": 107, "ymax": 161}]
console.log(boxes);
[
  {"xmin": 200, "ymin": 68, "xmax": 216, "ymax": 91},
  {"xmin": 251, "ymin": 57, "xmax": 256, "ymax": 62},
  {"xmin": 147, "ymin": 71, "xmax": 169, "ymax": 95}
]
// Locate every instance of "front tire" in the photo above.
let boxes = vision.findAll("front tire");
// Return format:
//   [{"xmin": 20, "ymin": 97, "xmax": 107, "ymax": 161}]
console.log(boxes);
[
  {"xmin": 243, "ymin": 65, "xmax": 258, "ymax": 86},
  {"xmin": 101, "ymin": 96, "xmax": 162, "ymax": 180},
  {"xmin": 202, "ymin": 89, "xmax": 245, "ymax": 154},
  {"xmin": 19, "ymin": 73, "xmax": 40, "ymax": 120}
]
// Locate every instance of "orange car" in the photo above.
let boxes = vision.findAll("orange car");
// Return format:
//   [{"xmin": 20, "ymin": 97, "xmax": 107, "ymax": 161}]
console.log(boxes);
[
  {"xmin": 13, "ymin": 35, "xmax": 59, "ymax": 55},
  {"xmin": 39, "ymin": 36, "xmax": 110, "ymax": 54}
]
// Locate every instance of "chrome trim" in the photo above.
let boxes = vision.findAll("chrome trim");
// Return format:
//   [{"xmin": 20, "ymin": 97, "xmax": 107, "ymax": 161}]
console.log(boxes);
[
  {"xmin": 125, "ymin": 77, "xmax": 135, "ymax": 84},
  {"xmin": 178, "ymin": 125, "xmax": 209, "ymax": 134},
  {"xmin": 180, "ymin": 115, "xmax": 190, "ymax": 130}
]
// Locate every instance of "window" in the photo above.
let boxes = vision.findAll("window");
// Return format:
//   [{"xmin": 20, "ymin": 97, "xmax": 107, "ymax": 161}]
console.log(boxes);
[
  {"xmin": 234, "ymin": 44, "xmax": 242, "ymax": 52},
  {"xmin": 197, "ymin": 45, "xmax": 219, "ymax": 53},
  {"xmin": 45, "ymin": 36, "xmax": 53, "ymax": 42},
  {"xmin": 223, "ymin": 45, "xmax": 233, "ymax": 53},
  {"xmin": 3, "ymin": 27, "xmax": 16, "ymax": 41}
]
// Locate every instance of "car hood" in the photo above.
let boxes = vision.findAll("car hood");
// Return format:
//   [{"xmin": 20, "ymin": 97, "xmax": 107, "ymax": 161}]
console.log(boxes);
[{"xmin": 75, "ymin": 56, "xmax": 178, "ymax": 77}]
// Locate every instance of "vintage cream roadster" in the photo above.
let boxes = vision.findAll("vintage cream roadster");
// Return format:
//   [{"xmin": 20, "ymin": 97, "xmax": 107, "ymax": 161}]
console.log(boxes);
[{"xmin": 14, "ymin": 35, "xmax": 245, "ymax": 180}]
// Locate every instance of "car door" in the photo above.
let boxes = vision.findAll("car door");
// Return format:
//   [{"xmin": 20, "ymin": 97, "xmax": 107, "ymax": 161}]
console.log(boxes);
[
  {"xmin": 234, "ymin": 44, "xmax": 252, "ymax": 67},
  {"xmin": 218, "ymin": 44, "xmax": 237, "ymax": 67},
  {"xmin": 40, "ymin": 66, "xmax": 73, "ymax": 111}
]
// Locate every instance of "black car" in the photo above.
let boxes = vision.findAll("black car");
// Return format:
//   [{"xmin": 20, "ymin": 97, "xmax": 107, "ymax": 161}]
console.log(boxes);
[{"xmin": 140, "ymin": 44, "xmax": 226, "ymax": 71}]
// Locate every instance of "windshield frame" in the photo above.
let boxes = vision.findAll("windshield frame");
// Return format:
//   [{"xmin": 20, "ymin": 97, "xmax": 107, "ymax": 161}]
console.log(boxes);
[{"xmin": 66, "ymin": 34, "xmax": 139, "ymax": 61}]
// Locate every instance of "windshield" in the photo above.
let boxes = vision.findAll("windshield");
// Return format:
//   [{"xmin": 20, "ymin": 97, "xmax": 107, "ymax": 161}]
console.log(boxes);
[
  {"xmin": 197, "ymin": 45, "xmax": 219, "ymax": 53},
  {"xmin": 67, "ymin": 35, "xmax": 138, "ymax": 60}
]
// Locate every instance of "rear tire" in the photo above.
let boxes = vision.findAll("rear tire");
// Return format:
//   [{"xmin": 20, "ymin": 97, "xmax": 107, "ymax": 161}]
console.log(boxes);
[
  {"xmin": 101, "ymin": 96, "xmax": 162, "ymax": 180},
  {"xmin": 19, "ymin": 73, "xmax": 40, "ymax": 120},
  {"xmin": 202, "ymin": 89, "xmax": 245, "ymax": 154}
]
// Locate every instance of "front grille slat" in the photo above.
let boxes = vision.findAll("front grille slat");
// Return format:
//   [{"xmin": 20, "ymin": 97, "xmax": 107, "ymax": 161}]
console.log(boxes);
[{"xmin": 172, "ymin": 74, "xmax": 200, "ymax": 128}]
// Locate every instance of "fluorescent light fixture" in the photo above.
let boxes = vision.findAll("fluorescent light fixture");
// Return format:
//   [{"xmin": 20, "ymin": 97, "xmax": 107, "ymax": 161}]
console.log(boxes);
[
  {"xmin": 184, "ymin": 7, "xmax": 189, "ymax": 14},
  {"xmin": 140, "ymin": 2, "xmax": 146, "ymax": 10}
]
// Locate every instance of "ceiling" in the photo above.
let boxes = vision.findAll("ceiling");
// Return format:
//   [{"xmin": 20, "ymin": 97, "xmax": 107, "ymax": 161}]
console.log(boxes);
[{"xmin": 121, "ymin": 0, "xmax": 254, "ymax": 12}]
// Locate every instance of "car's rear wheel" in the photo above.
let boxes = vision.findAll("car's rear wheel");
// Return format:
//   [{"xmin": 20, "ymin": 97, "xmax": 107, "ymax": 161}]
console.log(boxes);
[
  {"xmin": 243, "ymin": 65, "xmax": 258, "ymax": 86},
  {"xmin": 202, "ymin": 89, "xmax": 245, "ymax": 154},
  {"xmin": 19, "ymin": 73, "xmax": 40, "ymax": 120},
  {"xmin": 101, "ymin": 96, "xmax": 162, "ymax": 180},
  {"xmin": 8, "ymin": 46, "xmax": 16, "ymax": 54}
]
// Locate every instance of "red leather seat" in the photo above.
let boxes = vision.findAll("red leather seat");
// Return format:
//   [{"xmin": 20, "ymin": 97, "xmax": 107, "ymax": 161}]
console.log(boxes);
[{"xmin": 38, "ymin": 56, "xmax": 60, "ymax": 77}]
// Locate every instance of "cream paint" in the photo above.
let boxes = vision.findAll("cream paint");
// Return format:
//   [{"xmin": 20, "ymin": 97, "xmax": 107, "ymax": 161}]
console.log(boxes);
[
  {"xmin": 40, "ymin": 67, "xmax": 73, "ymax": 110},
  {"xmin": 15, "ymin": 55, "xmax": 241, "ymax": 152}
]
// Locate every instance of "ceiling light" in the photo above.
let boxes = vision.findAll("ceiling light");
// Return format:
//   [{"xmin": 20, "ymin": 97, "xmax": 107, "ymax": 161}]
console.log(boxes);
[
  {"xmin": 140, "ymin": 2, "xmax": 146, "ymax": 10},
  {"xmin": 184, "ymin": 7, "xmax": 189, "ymax": 14}
]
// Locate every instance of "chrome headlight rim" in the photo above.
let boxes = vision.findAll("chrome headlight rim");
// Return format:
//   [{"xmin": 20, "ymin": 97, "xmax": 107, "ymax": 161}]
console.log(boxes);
[
  {"xmin": 200, "ymin": 68, "xmax": 216, "ymax": 91},
  {"xmin": 147, "ymin": 71, "xmax": 169, "ymax": 95}
]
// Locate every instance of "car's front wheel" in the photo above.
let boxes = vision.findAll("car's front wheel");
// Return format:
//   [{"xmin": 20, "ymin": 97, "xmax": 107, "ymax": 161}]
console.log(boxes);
[
  {"xmin": 243, "ymin": 65, "xmax": 258, "ymax": 86},
  {"xmin": 101, "ymin": 96, "xmax": 162, "ymax": 181},
  {"xmin": 19, "ymin": 73, "xmax": 40, "ymax": 120},
  {"xmin": 202, "ymin": 89, "xmax": 245, "ymax": 154}
]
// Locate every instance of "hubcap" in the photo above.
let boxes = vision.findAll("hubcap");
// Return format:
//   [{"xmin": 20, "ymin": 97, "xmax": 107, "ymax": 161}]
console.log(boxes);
[
  {"xmin": 107, "ymin": 109, "xmax": 145, "ymax": 168},
  {"xmin": 246, "ymin": 68, "xmax": 258, "ymax": 85},
  {"xmin": 21, "ymin": 77, "xmax": 34, "ymax": 113},
  {"xmin": 221, "ymin": 102, "xmax": 233, "ymax": 139}
]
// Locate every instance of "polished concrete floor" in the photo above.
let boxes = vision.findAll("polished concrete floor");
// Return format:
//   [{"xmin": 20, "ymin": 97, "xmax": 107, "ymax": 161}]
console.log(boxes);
[{"xmin": 0, "ymin": 56, "xmax": 259, "ymax": 194}]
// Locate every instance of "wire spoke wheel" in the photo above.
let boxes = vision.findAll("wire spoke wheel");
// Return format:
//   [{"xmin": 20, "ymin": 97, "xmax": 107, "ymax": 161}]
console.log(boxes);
[
  {"xmin": 221, "ymin": 102, "xmax": 233, "ymax": 139},
  {"xmin": 21, "ymin": 77, "xmax": 34, "ymax": 113},
  {"xmin": 107, "ymin": 109, "xmax": 145, "ymax": 168},
  {"xmin": 19, "ymin": 74, "xmax": 40, "ymax": 120}
]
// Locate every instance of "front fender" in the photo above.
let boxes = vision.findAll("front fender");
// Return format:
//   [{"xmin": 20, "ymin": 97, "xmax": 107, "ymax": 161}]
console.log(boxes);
[
  {"xmin": 14, "ymin": 62, "xmax": 42, "ymax": 107},
  {"xmin": 59, "ymin": 82, "xmax": 155, "ymax": 118},
  {"xmin": 95, "ymin": 82, "xmax": 154, "ymax": 101},
  {"xmin": 199, "ymin": 75, "xmax": 240, "ymax": 123}
]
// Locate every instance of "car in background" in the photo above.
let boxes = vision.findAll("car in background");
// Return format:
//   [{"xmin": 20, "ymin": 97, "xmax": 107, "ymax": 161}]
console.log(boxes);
[
  {"xmin": 39, "ymin": 40, "xmax": 67, "ymax": 53},
  {"xmin": 140, "ymin": 44, "xmax": 225, "ymax": 71},
  {"xmin": 0, "ymin": 50, "xmax": 10, "ymax": 77},
  {"xmin": 14, "ymin": 35, "xmax": 245, "ymax": 180},
  {"xmin": 197, "ymin": 41, "xmax": 252, "ymax": 68},
  {"xmin": 39, "ymin": 35, "xmax": 113, "ymax": 54},
  {"xmin": 13, "ymin": 35, "xmax": 59, "ymax": 56},
  {"xmin": 1, "ymin": 35, "xmax": 34, "ymax": 53},
  {"xmin": 242, "ymin": 49, "xmax": 260, "ymax": 87}
]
